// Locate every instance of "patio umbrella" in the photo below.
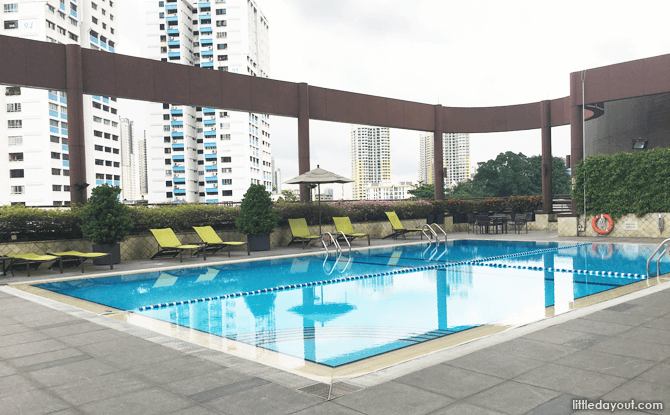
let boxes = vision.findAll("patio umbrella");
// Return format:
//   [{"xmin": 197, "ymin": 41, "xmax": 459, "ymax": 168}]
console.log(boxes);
[{"xmin": 284, "ymin": 165, "xmax": 354, "ymax": 234}]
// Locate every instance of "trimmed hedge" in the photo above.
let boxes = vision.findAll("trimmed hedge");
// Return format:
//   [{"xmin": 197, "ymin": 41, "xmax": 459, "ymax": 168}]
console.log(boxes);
[
  {"xmin": 572, "ymin": 147, "xmax": 670, "ymax": 218},
  {"xmin": 0, "ymin": 195, "xmax": 543, "ymax": 242}
]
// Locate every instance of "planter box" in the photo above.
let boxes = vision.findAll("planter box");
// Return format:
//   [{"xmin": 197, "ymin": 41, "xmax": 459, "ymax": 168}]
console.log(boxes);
[
  {"xmin": 92, "ymin": 243, "xmax": 121, "ymax": 265},
  {"xmin": 247, "ymin": 233, "xmax": 271, "ymax": 251}
]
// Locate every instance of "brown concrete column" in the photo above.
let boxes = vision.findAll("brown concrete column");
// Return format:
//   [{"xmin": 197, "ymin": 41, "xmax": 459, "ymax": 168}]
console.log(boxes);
[
  {"xmin": 66, "ymin": 44, "xmax": 88, "ymax": 205},
  {"xmin": 433, "ymin": 104, "xmax": 444, "ymax": 200},
  {"xmin": 298, "ymin": 82, "xmax": 310, "ymax": 202},
  {"xmin": 569, "ymin": 72, "xmax": 584, "ymax": 215},
  {"xmin": 540, "ymin": 100, "xmax": 552, "ymax": 213}
]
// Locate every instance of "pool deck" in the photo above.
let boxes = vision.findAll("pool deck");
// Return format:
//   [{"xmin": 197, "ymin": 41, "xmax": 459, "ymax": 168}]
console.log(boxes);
[{"xmin": 1, "ymin": 231, "xmax": 669, "ymax": 414}]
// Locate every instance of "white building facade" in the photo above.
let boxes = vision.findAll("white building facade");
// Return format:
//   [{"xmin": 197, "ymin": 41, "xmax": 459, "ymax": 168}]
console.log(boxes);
[
  {"xmin": 119, "ymin": 117, "xmax": 148, "ymax": 201},
  {"xmin": 419, "ymin": 133, "xmax": 471, "ymax": 187},
  {"xmin": 351, "ymin": 125, "xmax": 390, "ymax": 200},
  {"xmin": 1, "ymin": 0, "xmax": 119, "ymax": 206},
  {"xmin": 143, "ymin": 0, "xmax": 272, "ymax": 203},
  {"xmin": 365, "ymin": 181, "xmax": 415, "ymax": 200}
]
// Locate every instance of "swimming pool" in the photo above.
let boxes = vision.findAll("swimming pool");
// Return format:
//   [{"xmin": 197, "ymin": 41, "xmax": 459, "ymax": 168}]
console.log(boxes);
[{"xmin": 34, "ymin": 240, "xmax": 668, "ymax": 367}]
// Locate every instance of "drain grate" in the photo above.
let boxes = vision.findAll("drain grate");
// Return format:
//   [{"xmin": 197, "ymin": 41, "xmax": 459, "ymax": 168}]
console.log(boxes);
[{"xmin": 298, "ymin": 382, "xmax": 362, "ymax": 400}]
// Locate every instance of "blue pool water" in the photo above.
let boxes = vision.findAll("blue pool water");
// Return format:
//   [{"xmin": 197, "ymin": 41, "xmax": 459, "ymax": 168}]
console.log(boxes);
[{"xmin": 36, "ymin": 240, "xmax": 669, "ymax": 367}]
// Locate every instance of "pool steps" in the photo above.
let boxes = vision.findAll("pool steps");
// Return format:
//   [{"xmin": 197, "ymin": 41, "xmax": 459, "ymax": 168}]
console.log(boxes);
[{"xmin": 137, "ymin": 242, "xmax": 644, "ymax": 312}]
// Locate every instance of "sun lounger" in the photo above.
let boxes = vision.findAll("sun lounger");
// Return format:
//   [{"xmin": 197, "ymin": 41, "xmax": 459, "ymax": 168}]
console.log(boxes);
[
  {"xmin": 333, "ymin": 217, "xmax": 370, "ymax": 245},
  {"xmin": 193, "ymin": 226, "xmax": 250, "ymax": 257},
  {"xmin": 383, "ymin": 212, "xmax": 423, "ymax": 240},
  {"xmin": 5, "ymin": 253, "xmax": 58, "ymax": 277},
  {"xmin": 150, "ymin": 228, "xmax": 206, "ymax": 262},
  {"xmin": 47, "ymin": 251, "xmax": 112, "ymax": 273},
  {"xmin": 288, "ymin": 218, "xmax": 321, "ymax": 248}
]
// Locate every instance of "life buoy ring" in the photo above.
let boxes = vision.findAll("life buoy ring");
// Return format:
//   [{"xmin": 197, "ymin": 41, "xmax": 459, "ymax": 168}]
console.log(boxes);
[
  {"xmin": 592, "ymin": 243, "xmax": 613, "ymax": 259},
  {"xmin": 592, "ymin": 214, "xmax": 614, "ymax": 235}
]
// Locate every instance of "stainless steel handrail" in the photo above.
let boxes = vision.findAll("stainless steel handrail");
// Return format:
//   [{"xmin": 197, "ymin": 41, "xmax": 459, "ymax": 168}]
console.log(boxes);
[
  {"xmin": 321, "ymin": 232, "xmax": 341, "ymax": 255},
  {"xmin": 337, "ymin": 231, "xmax": 351, "ymax": 255},
  {"xmin": 646, "ymin": 237, "xmax": 670, "ymax": 278},
  {"xmin": 428, "ymin": 223, "xmax": 447, "ymax": 244},
  {"xmin": 422, "ymin": 224, "xmax": 438, "ymax": 243}
]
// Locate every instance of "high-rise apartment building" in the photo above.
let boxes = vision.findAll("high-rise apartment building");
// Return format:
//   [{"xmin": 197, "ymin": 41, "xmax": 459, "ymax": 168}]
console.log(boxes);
[
  {"xmin": 119, "ymin": 118, "xmax": 148, "ymax": 201},
  {"xmin": 1, "ymin": 0, "xmax": 119, "ymax": 206},
  {"xmin": 270, "ymin": 156, "xmax": 281, "ymax": 194},
  {"xmin": 418, "ymin": 133, "xmax": 471, "ymax": 187},
  {"xmin": 143, "ymin": 0, "xmax": 271, "ymax": 203},
  {"xmin": 351, "ymin": 125, "xmax": 390, "ymax": 200}
]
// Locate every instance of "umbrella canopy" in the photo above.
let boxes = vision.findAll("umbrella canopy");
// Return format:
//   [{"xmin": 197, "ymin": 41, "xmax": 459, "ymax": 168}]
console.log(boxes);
[{"xmin": 284, "ymin": 165, "xmax": 353, "ymax": 234}]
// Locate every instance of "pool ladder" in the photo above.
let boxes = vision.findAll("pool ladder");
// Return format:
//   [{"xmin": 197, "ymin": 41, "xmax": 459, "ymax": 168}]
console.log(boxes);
[
  {"xmin": 646, "ymin": 237, "xmax": 670, "ymax": 278},
  {"xmin": 322, "ymin": 232, "xmax": 353, "ymax": 275},
  {"xmin": 422, "ymin": 223, "xmax": 447, "ymax": 244}
]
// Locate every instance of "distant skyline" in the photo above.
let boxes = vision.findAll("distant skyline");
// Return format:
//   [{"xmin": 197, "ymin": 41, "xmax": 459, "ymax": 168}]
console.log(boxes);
[{"xmin": 119, "ymin": 1, "xmax": 670, "ymax": 197}]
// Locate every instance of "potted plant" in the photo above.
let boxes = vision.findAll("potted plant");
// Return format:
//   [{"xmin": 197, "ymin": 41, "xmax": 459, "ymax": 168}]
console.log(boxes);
[
  {"xmin": 78, "ymin": 184, "xmax": 133, "ymax": 264},
  {"xmin": 235, "ymin": 184, "xmax": 279, "ymax": 251}
]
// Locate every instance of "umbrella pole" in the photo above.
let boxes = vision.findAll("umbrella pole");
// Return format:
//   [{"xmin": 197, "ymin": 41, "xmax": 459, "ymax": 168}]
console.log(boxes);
[{"xmin": 318, "ymin": 183, "xmax": 322, "ymax": 235}]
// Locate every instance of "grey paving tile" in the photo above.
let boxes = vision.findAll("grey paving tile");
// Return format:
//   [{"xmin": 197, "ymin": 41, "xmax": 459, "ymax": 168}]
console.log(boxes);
[
  {"xmin": 581, "ymin": 310, "xmax": 656, "ymax": 326},
  {"xmin": 606, "ymin": 303, "xmax": 639, "ymax": 312},
  {"xmin": 642, "ymin": 316, "xmax": 670, "ymax": 332},
  {"xmin": 483, "ymin": 338, "xmax": 579, "ymax": 362},
  {"xmin": 601, "ymin": 380, "xmax": 670, "ymax": 414},
  {"xmin": 0, "ymin": 388, "xmax": 70, "ymax": 415},
  {"xmin": 50, "ymin": 371, "xmax": 153, "ymax": 406},
  {"xmin": 0, "ymin": 330, "xmax": 50, "ymax": 348},
  {"xmin": 78, "ymin": 387, "xmax": 193, "ymax": 415},
  {"xmin": 27, "ymin": 358, "xmax": 120, "ymax": 387},
  {"xmin": 394, "ymin": 364, "xmax": 505, "ymax": 399},
  {"xmin": 447, "ymin": 350, "xmax": 545, "ymax": 379},
  {"xmin": 100, "ymin": 345, "xmax": 187, "ymax": 370},
  {"xmin": 0, "ymin": 362, "xmax": 17, "ymax": 378},
  {"xmin": 189, "ymin": 377, "xmax": 269, "ymax": 403},
  {"xmin": 31, "ymin": 319, "xmax": 88, "ymax": 331},
  {"xmin": 513, "ymin": 363, "xmax": 628, "ymax": 399},
  {"xmin": 166, "ymin": 406, "xmax": 224, "ymax": 415},
  {"xmin": 558, "ymin": 318, "xmax": 636, "ymax": 336},
  {"xmin": 163, "ymin": 368, "xmax": 254, "ymax": 396},
  {"xmin": 0, "ymin": 373, "xmax": 41, "ymax": 398},
  {"xmin": 334, "ymin": 381, "xmax": 454, "ymax": 415},
  {"xmin": 38, "ymin": 321, "xmax": 107, "ymax": 337},
  {"xmin": 133, "ymin": 355, "xmax": 222, "ymax": 384},
  {"xmin": 464, "ymin": 381, "xmax": 560, "ymax": 415},
  {"xmin": 521, "ymin": 326, "xmax": 589, "ymax": 345},
  {"xmin": 635, "ymin": 363, "xmax": 670, "ymax": 388},
  {"xmin": 524, "ymin": 393, "xmax": 583, "ymax": 415},
  {"xmin": 589, "ymin": 337, "xmax": 670, "ymax": 361},
  {"xmin": 76, "ymin": 337, "xmax": 154, "ymax": 357},
  {"xmin": 12, "ymin": 311, "xmax": 78, "ymax": 326},
  {"xmin": 18, "ymin": 353, "xmax": 91, "ymax": 373},
  {"xmin": 205, "ymin": 383, "xmax": 326, "ymax": 415},
  {"xmin": 1, "ymin": 323, "xmax": 31, "ymax": 335},
  {"xmin": 58, "ymin": 329, "xmax": 124, "ymax": 347},
  {"xmin": 0, "ymin": 317, "xmax": 17, "ymax": 326},
  {"xmin": 554, "ymin": 349, "xmax": 655, "ymax": 379},
  {"xmin": 617, "ymin": 326, "xmax": 670, "ymax": 345},
  {"xmin": 290, "ymin": 401, "xmax": 368, "ymax": 415},
  {"xmin": 425, "ymin": 402, "xmax": 506, "ymax": 415},
  {"xmin": 8, "ymin": 347, "xmax": 86, "ymax": 368},
  {"xmin": 0, "ymin": 338, "xmax": 69, "ymax": 359},
  {"xmin": 47, "ymin": 409, "xmax": 83, "ymax": 415},
  {"xmin": 562, "ymin": 333, "xmax": 607, "ymax": 349}
]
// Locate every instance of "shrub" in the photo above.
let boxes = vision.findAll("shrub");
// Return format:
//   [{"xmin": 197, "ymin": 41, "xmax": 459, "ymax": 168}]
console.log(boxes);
[
  {"xmin": 0, "ymin": 205, "xmax": 82, "ymax": 242},
  {"xmin": 236, "ymin": 184, "xmax": 279, "ymax": 235},
  {"xmin": 78, "ymin": 185, "xmax": 133, "ymax": 245},
  {"xmin": 129, "ymin": 203, "xmax": 239, "ymax": 234}
]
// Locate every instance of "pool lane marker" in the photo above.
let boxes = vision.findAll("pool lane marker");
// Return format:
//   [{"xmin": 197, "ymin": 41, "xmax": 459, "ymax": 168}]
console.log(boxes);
[{"xmin": 137, "ymin": 243, "xmax": 601, "ymax": 312}]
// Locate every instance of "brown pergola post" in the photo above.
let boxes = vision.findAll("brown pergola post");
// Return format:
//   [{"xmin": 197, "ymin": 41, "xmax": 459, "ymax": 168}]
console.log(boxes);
[
  {"xmin": 569, "ymin": 73, "xmax": 584, "ymax": 215},
  {"xmin": 540, "ymin": 100, "xmax": 552, "ymax": 213},
  {"xmin": 298, "ymin": 82, "xmax": 310, "ymax": 202},
  {"xmin": 65, "ymin": 44, "xmax": 88, "ymax": 205},
  {"xmin": 433, "ymin": 104, "xmax": 444, "ymax": 200}
]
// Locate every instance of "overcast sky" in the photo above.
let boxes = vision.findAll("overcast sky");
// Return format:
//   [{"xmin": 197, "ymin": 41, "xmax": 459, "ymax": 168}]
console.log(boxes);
[{"xmin": 119, "ymin": 0, "xmax": 670, "ymax": 197}]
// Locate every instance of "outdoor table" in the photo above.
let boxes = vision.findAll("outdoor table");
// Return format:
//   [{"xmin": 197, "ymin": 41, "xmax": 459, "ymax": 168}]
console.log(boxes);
[
  {"xmin": 489, "ymin": 214, "xmax": 508, "ymax": 234},
  {"xmin": 0, "ymin": 256, "xmax": 12, "ymax": 276}
]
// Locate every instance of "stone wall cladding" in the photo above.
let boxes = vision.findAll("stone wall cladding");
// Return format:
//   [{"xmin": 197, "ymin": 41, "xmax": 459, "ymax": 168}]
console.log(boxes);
[
  {"xmin": 0, "ymin": 219, "xmax": 427, "ymax": 262},
  {"xmin": 578, "ymin": 213, "xmax": 670, "ymax": 238},
  {"xmin": 558, "ymin": 216, "xmax": 578, "ymax": 236}
]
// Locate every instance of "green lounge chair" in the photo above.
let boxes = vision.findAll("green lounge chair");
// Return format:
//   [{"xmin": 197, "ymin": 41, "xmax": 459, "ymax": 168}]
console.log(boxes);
[
  {"xmin": 288, "ymin": 218, "xmax": 321, "ymax": 248},
  {"xmin": 47, "ymin": 251, "xmax": 113, "ymax": 273},
  {"xmin": 5, "ymin": 253, "xmax": 58, "ymax": 277},
  {"xmin": 383, "ymin": 212, "xmax": 424, "ymax": 240},
  {"xmin": 193, "ymin": 226, "xmax": 250, "ymax": 257},
  {"xmin": 150, "ymin": 228, "xmax": 206, "ymax": 262},
  {"xmin": 333, "ymin": 217, "xmax": 370, "ymax": 245}
]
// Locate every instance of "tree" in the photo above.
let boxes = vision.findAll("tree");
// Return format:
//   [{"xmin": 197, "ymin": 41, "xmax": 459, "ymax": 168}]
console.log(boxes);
[
  {"xmin": 527, "ymin": 155, "xmax": 572, "ymax": 195},
  {"xmin": 78, "ymin": 184, "xmax": 133, "ymax": 245},
  {"xmin": 236, "ymin": 184, "xmax": 280, "ymax": 235},
  {"xmin": 281, "ymin": 189, "xmax": 299, "ymax": 202},
  {"xmin": 407, "ymin": 182, "xmax": 435, "ymax": 199},
  {"xmin": 446, "ymin": 180, "xmax": 486, "ymax": 198}
]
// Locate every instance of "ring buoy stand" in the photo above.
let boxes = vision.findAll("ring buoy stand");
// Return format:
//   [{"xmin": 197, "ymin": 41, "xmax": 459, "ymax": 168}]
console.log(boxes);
[{"xmin": 592, "ymin": 214, "xmax": 614, "ymax": 235}]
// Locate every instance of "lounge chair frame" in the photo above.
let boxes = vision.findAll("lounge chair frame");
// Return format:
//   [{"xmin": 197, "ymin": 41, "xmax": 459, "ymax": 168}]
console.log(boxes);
[
  {"xmin": 383, "ymin": 212, "xmax": 424, "ymax": 240},
  {"xmin": 47, "ymin": 251, "xmax": 113, "ymax": 273},
  {"xmin": 150, "ymin": 229, "xmax": 207, "ymax": 262},
  {"xmin": 333, "ymin": 217, "xmax": 370, "ymax": 245},
  {"xmin": 287, "ymin": 218, "xmax": 321, "ymax": 248},
  {"xmin": 193, "ymin": 226, "xmax": 250, "ymax": 257},
  {"xmin": 5, "ymin": 254, "xmax": 58, "ymax": 277}
]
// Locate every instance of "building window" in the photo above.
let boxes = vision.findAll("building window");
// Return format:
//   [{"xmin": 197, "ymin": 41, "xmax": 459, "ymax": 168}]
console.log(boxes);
[
  {"xmin": 221, "ymin": 179, "xmax": 232, "ymax": 185},
  {"xmin": 105, "ymin": 161, "xmax": 112, "ymax": 166},
  {"xmin": 221, "ymin": 190, "xmax": 232, "ymax": 196},
  {"xmin": 8, "ymin": 120, "xmax": 22, "ymax": 129},
  {"xmin": 113, "ymin": 148, "xmax": 119, "ymax": 154},
  {"xmin": 216, "ymin": 20, "xmax": 226, "ymax": 27},
  {"xmin": 57, "ymin": 26, "xmax": 66, "ymax": 35},
  {"xmin": 215, "ymin": 8, "xmax": 226, "ymax": 15},
  {"xmin": 216, "ymin": 31, "xmax": 226, "ymax": 38},
  {"xmin": 53, "ymin": 185, "xmax": 62, "ymax": 191},
  {"xmin": 104, "ymin": 147, "xmax": 111, "ymax": 153},
  {"xmin": 50, "ymin": 102, "xmax": 59, "ymax": 111},
  {"xmin": 50, "ymin": 135, "xmax": 60, "ymax": 143},
  {"xmin": 221, "ymin": 156, "xmax": 231, "ymax": 162},
  {"xmin": 101, "ymin": 8, "xmax": 106, "ymax": 15},
  {"xmin": 69, "ymin": 17, "xmax": 77, "ymax": 26},
  {"xmin": 10, "ymin": 169, "xmax": 24, "ymax": 178},
  {"xmin": 95, "ymin": 145, "xmax": 103, "ymax": 151},
  {"xmin": 46, "ymin": 20, "xmax": 56, "ymax": 30},
  {"xmin": 95, "ymin": 159, "xmax": 103, "ymax": 165},
  {"xmin": 62, "ymin": 154, "xmax": 69, "ymax": 160},
  {"xmin": 6, "ymin": 103, "xmax": 21, "ymax": 112},
  {"xmin": 112, "ymin": 135, "xmax": 118, "ymax": 141},
  {"xmin": 8, "ymin": 153, "xmax": 23, "ymax": 162},
  {"xmin": 217, "ymin": 43, "xmax": 227, "ymax": 50},
  {"xmin": 68, "ymin": 32, "xmax": 78, "ymax": 41},
  {"xmin": 93, "ymin": 116, "xmax": 102, "ymax": 123},
  {"xmin": 63, "ymin": 169, "xmax": 69, "ymax": 176},
  {"xmin": 62, "ymin": 137, "xmax": 68, "ymax": 144},
  {"xmin": 8, "ymin": 136, "xmax": 22, "ymax": 145},
  {"xmin": 91, "ymin": 2, "xmax": 97, "ymax": 10},
  {"xmin": 52, "ymin": 168, "xmax": 61, "ymax": 175},
  {"xmin": 92, "ymin": 16, "xmax": 98, "ymax": 24},
  {"xmin": 64, "ymin": 185, "xmax": 70, "ymax": 191},
  {"xmin": 4, "ymin": 4, "xmax": 18, "ymax": 13},
  {"xmin": 51, "ymin": 152, "xmax": 61, "ymax": 159},
  {"xmin": 61, "ymin": 121, "xmax": 67, "ymax": 129},
  {"xmin": 10, "ymin": 185, "xmax": 23, "ymax": 194},
  {"xmin": 94, "ymin": 130, "xmax": 103, "ymax": 137},
  {"xmin": 50, "ymin": 119, "xmax": 59, "ymax": 127},
  {"xmin": 217, "ymin": 55, "xmax": 228, "ymax": 61},
  {"xmin": 4, "ymin": 20, "xmax": 18, "ymax": 29}
]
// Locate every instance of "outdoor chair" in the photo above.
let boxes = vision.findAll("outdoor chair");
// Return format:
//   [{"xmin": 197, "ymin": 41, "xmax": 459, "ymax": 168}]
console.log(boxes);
[
  {"xmin": 193, "ymin": 226, "xmax": 250, "ymax": 257},
  {"xmin": 5, "ymin": 253, "xmax": 58, "ymax": 277},
  {"xmin": 287, "ymin": 218, "xmax": 321, "ymax": 248},
  {"xmin": 474, "ymin": 215, "xmax": 493, "ymax": 234},
  {"xmin": 512, "ymin": 214, "xmax": 528, "ymax": 233},
  {"xmin": 150, "ymin": 228, "xmax": 206, "ymax": 262},
  {"xmin": 383, "ymin": 212, "xmax": 423, "ymax": 240},
  {"xmin": 47, "ymin": 251, "xmax": 112, "ymax": 273},
  {"xmin": 467, "ymin": 213, "xmax": 477, "ymax": 234},
  {"xmin": 333, "ymin": 217, "xmax": 370, "ymax": 245}
]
